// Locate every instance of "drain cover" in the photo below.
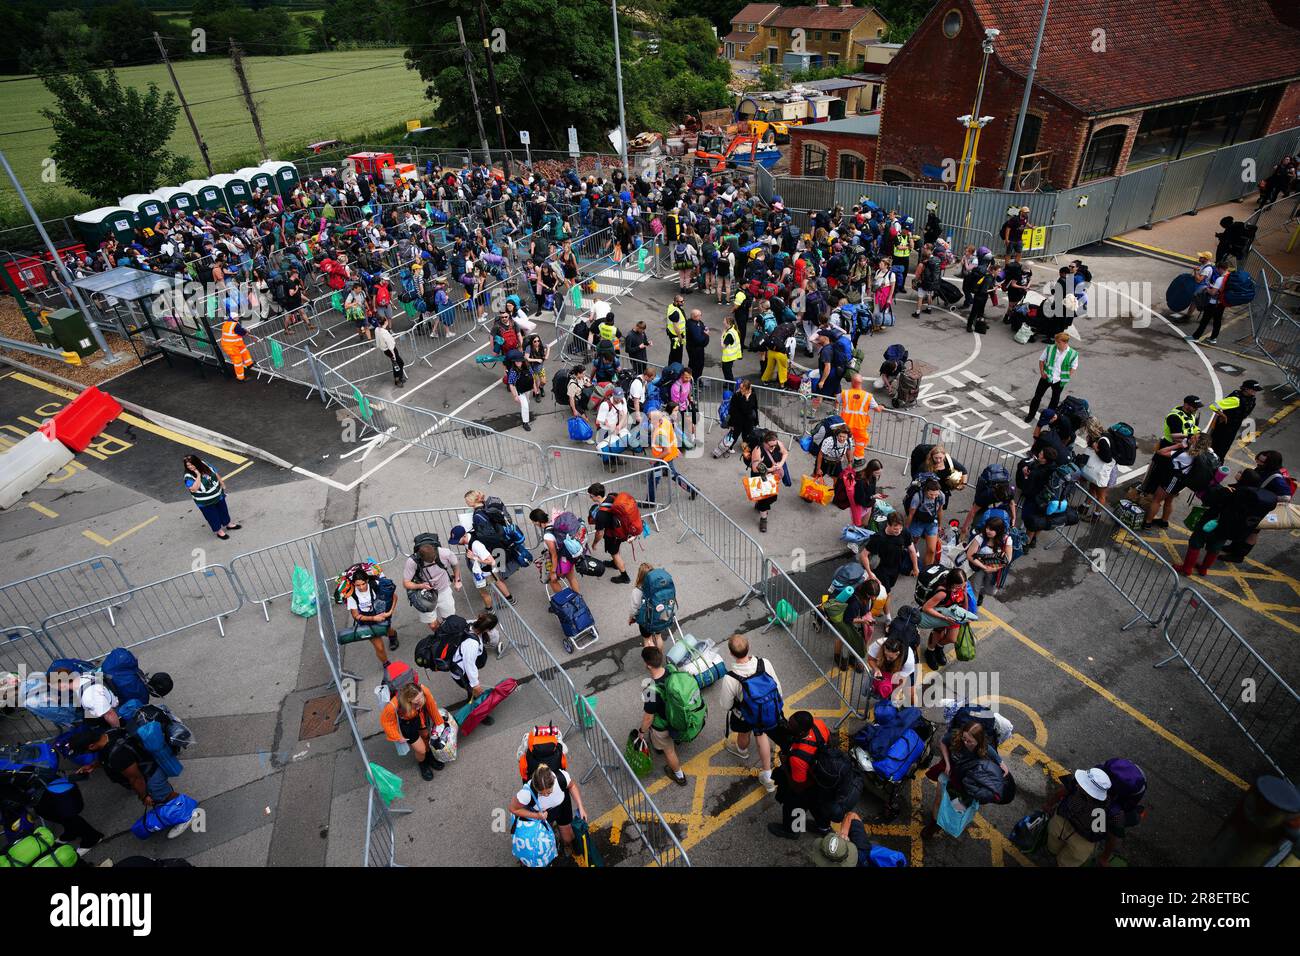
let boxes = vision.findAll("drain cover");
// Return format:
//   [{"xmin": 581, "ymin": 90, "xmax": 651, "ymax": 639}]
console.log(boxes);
[
  {"xmin": 300, "ymin": 693, "xmax": 342, "ymax": 740},
  {"xmin": 1214, "ymin": 363, "xmax": 1244, "ymax": 374}
]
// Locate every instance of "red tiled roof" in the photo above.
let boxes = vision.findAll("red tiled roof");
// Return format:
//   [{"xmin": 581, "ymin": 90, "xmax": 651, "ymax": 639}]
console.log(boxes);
[
  {"xmin": 966, "ymin": 0, "xmax": 1300, "ymax": 114},
  {"xmin": 729, "ymin": 3, "xmax": 781, "ymax": 26},
  {"xmin": 768, "ymin": 5, "xmax": 874, "ymax": 30},
  {"xmin": 722, "ymin": 30, "xmax": 754, "ymax": 44}
]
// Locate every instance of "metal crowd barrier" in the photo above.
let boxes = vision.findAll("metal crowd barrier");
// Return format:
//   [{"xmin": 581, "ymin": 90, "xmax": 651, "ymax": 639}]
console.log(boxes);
[
  {"xmin": 0, "ymin": 625, "xmax": 64, "ymax": 746},
  {"xmin": 1159, "ymin": 587, "xmax": 1300, "ymax": 781},
  {"xmin": 489, "ymin": 582, "xmax": 690, "ymax": 867},
  {"xmin": 1042, "ymin": 483, "xmax": 1181, "ymax": 630},
  {"xmin": 672, "ymin": 482, "xmax": 765, "ymax": 608},
  {"xmin": 310, "ymin": 544, "xmax": 410, "ymax": 867},
  {"xmin": 544, "ymin": 445, "xmax": 661, "ymax": 494},
  {"xmin": 534, "ymin": 464, "xmax": 673, "ymax": 535},
  {"xmin": 38, "ymin": 566, "xmax": 244, "ymax": 662},
  {"xmin": 760, "ymin": 558, "xmax": 869, "ymax": 727},
  {"xmin": 0, "ymin": 556, "xmax": 133, "ymax": 633},
  {"xmin": 230, "ymin": 516, "xmax": 401, "ymax": 619}
]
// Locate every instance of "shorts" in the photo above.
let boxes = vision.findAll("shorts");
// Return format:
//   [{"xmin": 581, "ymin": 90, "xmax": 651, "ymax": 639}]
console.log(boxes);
[
  {"xmin": 815, "ymin": 375, "xmax": 840, "ymax": 398},
  {"xmin": 727, "ymin": 711, "xmax": 772, "ymax": 737},
  {"xmin": 1046, "ymin": 813, "xmax": 1099, "ymax": 867},
  {"xmin": 546, "ymin": 793, "xmax": 575, "ymax": 828},
  {"xmin": 603, "ymin": 536, "xmax": 623, "ymax": 557},
  {"xmin": 1005, "ymin": 239, "xmax": 1024, "ymax": 255},
  {"xmin": 417, "ymin": 587, "xmax": 457, "ymax": 625},
  {"xmin": 909, "ymin": 519, "xmax": 940, "ymax": 540},
  {"xmin": 398, "ymin": 713, "xmax": 429, "ymax": 744},
  {"xmin": 648, "ymin": 725, "xmax": 676, "ymax": 752}
]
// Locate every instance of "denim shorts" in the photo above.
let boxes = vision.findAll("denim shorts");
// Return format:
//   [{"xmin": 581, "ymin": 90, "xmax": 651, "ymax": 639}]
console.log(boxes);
[{"xmin": 909, "ymin": 519, "xmax": 939, "ymax": 540}]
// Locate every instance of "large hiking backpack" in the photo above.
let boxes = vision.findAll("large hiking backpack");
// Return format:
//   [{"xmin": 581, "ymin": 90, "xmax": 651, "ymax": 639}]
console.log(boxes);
[
  {"xmin": 549, "ymin": 511, "xmax": 587, "ymax": 559},
  {"xmin": 636, "ymin": 568, "xmax": 677, "ymax": 634},
  {"xmin": 1106, "ymin": 422, "xmax": 1138, "ymax": 467},
  {"xmin": 0, "ymin": 827, "xmax": 78, "ymax": 868},
  {"xmin": 414, "ymin": 615, "xmax": 471, "ymax": 674},
  {"xmin": 1037, "ymin": 461, "xmax": 1081, "ymax": 513},
  {"xmin": 672, "ymin": 242, "xmax": 692, "ymax": 271},
  {"xmin": 729, "ymin": 659, "xmax": 783, "ymax": 731},
  {"xmin": 517, "ymin": 725, "xmax": 568, "ymax": 781},
  {"xmin": 914, "ymin": 565, "xmax": 948, "ymax": 605},
  {"xmin": 1223, "ymin": 270, "xmax": 1257, "ymax": 306},
  {"xmin": 895, "ymin": 360, "xmax": 922, "ymax": 408},
  {"xmin": 974, "ymin": 463, "xmax": 1012, "ymax": 506},
  {"xmin": 883, "ymin": 344, "xmax": 908, "ymax": 366},
  {"xmin": 805, "ymin": 415, "xmax": 846, "ymax": 455},
  {"xmin": 654, "ymin": 363, "xmax": 684, "ymax": 406},
  {"xmin": 888, "ymin": 605, "xmax": 923, "ymax": 652},
  {"xmin": 600, "ymin": 492, "xmax": 643, "ymax": 542},
  {"xmin": 832, "ymin": 331, "xmax": 852, "ymax": 368},
  {"xmin": 472, "ymin": 499, "xmax": 511, "ymax": 553},
  {"xmin": 661, "ymin": 665, "xmax": 707, "ymax": 742},
  {"xmin": 1057, "ymin": 395, "xmax": 1090, "ymax": 431},
  {"xmin": 812, "ymin": 746, "xmax": 862, "ymax": 821},
  {"xmin": 1184, "ymin": 449, "xmax": 1220, "ymax": 493},
  {"xmin": 552, "ymin": 369, "xmax": 573, "ymax": 406}
]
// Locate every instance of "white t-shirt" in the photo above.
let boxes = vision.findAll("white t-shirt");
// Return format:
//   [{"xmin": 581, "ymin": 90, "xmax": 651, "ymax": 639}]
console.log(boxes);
[
  {"xmin": 1039, "ymin": 346, "xmax": 1079, "ymax": 384},
  {"xmin": 516, "ymin": 769, "xmax": 571, "ymax": 812},
  {"xmin": 346, "ymin": 588, "xmax": 379, "ymax": 615},
  {"xmin": 866, "ymin": 639, "xmax": 916, "ymax": 685},
  {"xmin": 455, "ymin": 634, "xmax": 485, "ymax": 689},
  {"xmin": 465, "ymin": 539, "xmax": 495, "ymax": 587},
  {"xmin": 628, "ymin": 378, "xmax": 647, "ymax": 406},
  {"xmin": 78, "ymin": 676, "xmax": 117, "ymax": 720},
  {"xmin": 596, "ymin": 400, "xmax": 626, "ymax": 433}
]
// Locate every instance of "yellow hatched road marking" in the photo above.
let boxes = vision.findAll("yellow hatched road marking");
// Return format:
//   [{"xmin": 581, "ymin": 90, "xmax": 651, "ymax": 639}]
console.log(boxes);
[{"xmin": 82, "ymin": 514, "xmax": 159, "ymax": 548}]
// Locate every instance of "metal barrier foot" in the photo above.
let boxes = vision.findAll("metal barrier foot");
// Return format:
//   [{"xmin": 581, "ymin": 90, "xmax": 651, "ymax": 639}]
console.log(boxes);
[{"xmin": 1152, "ymin": 652, "xmax": 1183, "ymax": 669}]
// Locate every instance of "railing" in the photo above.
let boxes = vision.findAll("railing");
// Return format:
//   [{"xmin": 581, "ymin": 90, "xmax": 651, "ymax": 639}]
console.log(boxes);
[
  {"xmin": 672, "ymin": 482, "xmax": 766, "ymax": 607},
  {"xmin": 0, "ymin": 625, "xmax": 64, "ymax": 746},
  {"xmin": 0, "ymin": 556, "xmax": 133, "ymax": 633},
  {"xmin": 1042, "ymin": 483, "xmax": 1181, "ymax": 630},
  {"xmin": 490, "ymin": 582, "xmax": 691, "ymax": 867},
  {"xmin": 37, "ymin": 566, "xmax": 244, "ymax": 662},
  {"xmin": 310, "ymin": 543, "xmax": 410, "ymax": 867},
  {"xmin": 534, "ymin": 465, "xmax": 673, "ymax": 535},
  {"xmin": 229, "ymin": 516, "xmax": 401, "ymax": 619},
  {"xmin": 1243, "ymin": 247, "xmax": 1300, "ymax": 398},
  {"xmin": 1159, "ymin": 588, "xmax": 1300, "ymax": 782},
  {"xmin": 544, "ymin": 445, "xmax": 662, "ymax": 495}
]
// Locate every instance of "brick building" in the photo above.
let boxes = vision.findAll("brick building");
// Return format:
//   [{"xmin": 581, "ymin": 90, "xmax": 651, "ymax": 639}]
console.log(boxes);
[
  {"xmin": 722, "ymin": 2, "xmax": 889, "ymax": 69},
  {"xmin": 874, "ymin": 0, "xmax": 1300, "ymax": 188},
  {"xmin": 789, "ymin": 114, "xmax": 880, "ymax": 179}
]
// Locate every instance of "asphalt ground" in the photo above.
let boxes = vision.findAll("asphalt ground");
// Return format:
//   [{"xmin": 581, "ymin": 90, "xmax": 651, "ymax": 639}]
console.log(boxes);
[{"xmin": 1, "ymin": 240, "xmax": 1297, "ymax": 867}]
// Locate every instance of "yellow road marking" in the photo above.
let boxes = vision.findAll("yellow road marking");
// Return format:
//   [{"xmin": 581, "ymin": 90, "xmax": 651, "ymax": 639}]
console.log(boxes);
[
  {"xmin": 8, "ymin": 372, "xmax": 246, "ymax": 465},
  {"xmin": 1107, "ymin": 236, "xmax": 1199, "ymax": 263},
  {"xmin": 222, "ymin": 460, "xmax": 254, "ymax": 481},
  {"xmin": 82, "ymin": 514, "xmax": 159, "ymax": 548},
  {"xmin": 27, "ymin": 502, "xmax": 58, "ymax": 518},
  {"xmin": 978, "ymin": 607, "xmax": 1249, "ymax": 790}
]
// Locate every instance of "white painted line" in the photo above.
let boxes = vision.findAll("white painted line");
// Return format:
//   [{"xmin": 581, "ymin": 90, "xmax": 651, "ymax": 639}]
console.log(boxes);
[
  {"xmin": 960, "ymin": 370, "xmax": 984, "ymax": 383},
  {"xmin": 942, "ymin": 375, "xmax": 966, "ymax": 389},
  {"xmin": 967, "ymin": 389, "xmax": 994, "ymax": 407},
  {"xmin": 986, "ymin": 385, "xmax": 1017, "ymax": 403},
  {"xmin": 1001, "ymin": 411, "xmax": 1030, "ymax": 429},
  {"xmin": 933, "ymin": 325, "xmax": 982, "ymax": 378}
]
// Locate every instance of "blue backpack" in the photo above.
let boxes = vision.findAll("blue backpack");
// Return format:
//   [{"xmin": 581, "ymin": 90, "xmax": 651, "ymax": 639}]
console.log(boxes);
[
  {"xmin": 635, "ymin": 569, "xmax": 677, "ymax": 634},
  {"xmin": 833, "ymin": 332, "xmax": 852, "ymax": 368},
  {"xmin": 1223, "ymin": 270, "xmax": 1257, "ymax": 306},
  {"xmin": 870, "ymin": 730, "xmax": 926, "ymax": 782},
  {"xmin": 101, "ymin": 648, "xmax": 152, "ymax": 709},
  {"xmin": 729, "ymin": 659, "xmax": 783, "ymax": 730}
]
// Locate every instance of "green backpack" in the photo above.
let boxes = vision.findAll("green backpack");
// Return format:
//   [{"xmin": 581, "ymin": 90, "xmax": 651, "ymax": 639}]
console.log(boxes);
[
  {"xmin": 661, "ymin": 665, "xmax": 707, "ymax": 743},
  {"xmin": 0, "ymin": 827, "xmax": 79, "ymax": 867}
]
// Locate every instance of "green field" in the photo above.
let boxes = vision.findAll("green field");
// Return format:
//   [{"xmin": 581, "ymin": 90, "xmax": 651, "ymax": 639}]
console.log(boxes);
[{"xmin": 0, "ymin": 49, "xmax": 433, "ymax": 231}]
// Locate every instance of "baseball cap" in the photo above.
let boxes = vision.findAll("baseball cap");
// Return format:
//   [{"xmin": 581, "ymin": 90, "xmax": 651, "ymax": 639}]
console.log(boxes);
[
  {"xmin": 1183, "ymin": 395, "xmax": 1204, "ymax": 408},
  {"xmin": 79, "ymin": 679, "xmax": 118, "ymax": 719},
  {"xmin": 1242, "ymin": 379, "xmax": 1262, "ymax": 390},
  {"xmin": 448, "ymin": 525, "xmax": 468, "ymax": 543},
  {"xmin": 1075, "ymin": 767, "xmax": 1112, "ymax": 801}
]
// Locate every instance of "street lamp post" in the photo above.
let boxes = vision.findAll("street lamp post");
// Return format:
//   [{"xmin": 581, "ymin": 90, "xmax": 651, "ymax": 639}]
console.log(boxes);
[
  {"xmin": 1003, "ymin": 0, "xmax": 1051, "ymax": 190},
  {"xmin": 611, "ymin": 0, "xmax": 630, "ymax": 182},
  {"xmin": 956, "ymin": 28, "xmax": 999, "ymax": 193}
]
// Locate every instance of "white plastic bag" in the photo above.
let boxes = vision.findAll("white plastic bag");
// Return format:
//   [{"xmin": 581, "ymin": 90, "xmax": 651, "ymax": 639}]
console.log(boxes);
[{"xmin": 432, "ymin": 709, "xmax": 459, "ymax": 763}]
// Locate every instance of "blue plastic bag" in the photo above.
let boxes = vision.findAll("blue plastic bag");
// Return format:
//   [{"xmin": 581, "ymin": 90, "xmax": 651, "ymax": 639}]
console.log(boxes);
[
  {"xmin": 935, "ymin": 775, "xmax": 979, "ymax": 837},
  {"xmin": 568, "ymin": 416, "xmax": 594, "ymax": 442},
  {"xmin": 131, "ymin": 794, "xmax": 198, "ymax": 840},
  {"xmin": 511, "ymin": 816, "xmax": 558, "ymax": 867}
]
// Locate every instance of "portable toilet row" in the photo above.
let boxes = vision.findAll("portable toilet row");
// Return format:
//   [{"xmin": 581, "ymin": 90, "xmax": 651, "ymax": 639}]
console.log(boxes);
[{"xmin": 70, "ymin": 161, "xmax": 303, "ymax": 247}]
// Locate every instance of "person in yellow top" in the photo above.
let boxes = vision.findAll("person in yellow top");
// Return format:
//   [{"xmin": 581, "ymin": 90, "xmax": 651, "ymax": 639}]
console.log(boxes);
[
  {"xmin": 720, "ymin": 313, "xmax": 742, "ymax": 383},
  {"xmin": 837, "ymin": 373, "xmax": 882, "ymax": 463},
  {"xmin": 646, "ymin": 406, "xmax": 696, "ymax": 505},
  {"xmin": 219, "ymin": 318, "xmax": 253, "ymax": 381},
  {"xmin": 665, "ymin": 295, "xmax": 687, "ymax": 367}
]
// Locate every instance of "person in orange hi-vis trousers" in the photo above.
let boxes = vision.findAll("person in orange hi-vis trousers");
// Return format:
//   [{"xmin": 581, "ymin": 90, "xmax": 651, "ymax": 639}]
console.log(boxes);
[
  {"xmin": 837, "ymin": 373, "xmax": 883, "ymax": 464},
  {"xmin": 220, "ymin": 318, "xmax": 253, "ymax": 380}
]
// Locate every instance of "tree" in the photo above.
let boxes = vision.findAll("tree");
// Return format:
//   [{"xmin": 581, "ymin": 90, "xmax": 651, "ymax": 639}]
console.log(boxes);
[{"xmin": 39, "ymin": 63, "xmax": 192, "ymax": 205}]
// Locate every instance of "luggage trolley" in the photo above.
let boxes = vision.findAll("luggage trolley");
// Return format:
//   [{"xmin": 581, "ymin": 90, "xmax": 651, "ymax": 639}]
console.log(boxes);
[{"xmin": 549, "ymin": 586, "xmax": 599, "ymax": 654}]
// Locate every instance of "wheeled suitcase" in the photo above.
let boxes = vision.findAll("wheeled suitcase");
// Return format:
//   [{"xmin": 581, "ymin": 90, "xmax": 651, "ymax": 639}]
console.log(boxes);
[{"xmin": 549, "ymin": 587, "xmax": 599, "ymax": 653}]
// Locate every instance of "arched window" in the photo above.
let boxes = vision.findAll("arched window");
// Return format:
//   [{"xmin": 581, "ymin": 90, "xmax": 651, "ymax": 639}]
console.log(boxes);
[
  {"xmin": 1079, "ymin": 125, "xmax": 1127, "ymax": 182},
  {"xmin": 803, "ymin": 142, "xmax": 829, "ymax": 177},
  {"xmin": 839, "ymin": 151, "xmax": 868, "ymax": 182}
]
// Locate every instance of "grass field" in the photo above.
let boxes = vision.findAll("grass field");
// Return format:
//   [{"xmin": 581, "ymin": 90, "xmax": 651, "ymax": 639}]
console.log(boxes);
[{"xmin": 0, "ymin": 49, "xmax": 433, "ymax": 232}]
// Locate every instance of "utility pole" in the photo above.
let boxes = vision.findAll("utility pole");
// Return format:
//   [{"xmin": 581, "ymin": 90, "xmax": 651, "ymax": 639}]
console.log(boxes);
[
  {"xmin": 229, "ymin": 40, "xmax": 268, "ymax": 162},
  {"xmin": 457, "ymin": 15, "xmax": 492, "ymax": 164},
  {"xmin": 0, "ymin": 148, "xmax": 119, "ymax": 362},
  {"xmin": 1002, "ymin": 0, "xmax": 1050, "ymax": 190},
  {"xmin": 611, "ymin": 0, "xmax": 630, "ymax": 182},
  {"xmin": 476, "ymin": 0, "xmax": 511, "ymax": 180},
  {"xmin": 153, "ymin": 31, "xmax": 213, "ymax": 176}
]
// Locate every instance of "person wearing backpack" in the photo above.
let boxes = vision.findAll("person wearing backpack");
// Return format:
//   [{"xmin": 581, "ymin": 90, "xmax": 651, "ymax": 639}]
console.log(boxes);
[
  {"xmin": 345, "ymin": 571, "xmax": 399, "ymax": 664},
  {"xmin": 509, "ymin": 764, "xmax": 589, "ymax": 863},
  {"xmin": 1023, "ymin": 332, "xmax": 1079, "ymax": 423},
  {"xmin": 1142, "ymin": 432, "xmax": 1212, "ymax": 531},
  {"xmin": 69, "ymin": 724, "xmax": 181, "ymax": 814},
  {"xmin": 768, "ymin": 710, "xmax": 833, "ymax": 839},
  {"xmin": 1019, "ymin": 446, "xmax": 1058, "ymax": 549},
  {"xmin": 636, "ymin": 646, "xmax": 699, "ymax": 788},
  {"xmin": 1187, "ymin": 263, "xmax": 1229, "ymax": 345},
  {"xmin": 529, "ymin": 508, "xmax": 582, "ymax": 596},
  {"xmin": 448, "ymin": 525, "xmax": 517, "ymax": 612},
  {"xmin": 1042, "ymin": 766, "xmax": 1113, "ymax": 867},
  {"xmin": 586, "ymin": 483, "xmax": 639, "ymax": 585},
  {"xmin": 918, "ymin": 568, "xmax": 971, "ymax": 670},
  {"xmin": 921, "ymin": 718, "xmax": 1012, "ymax": 840},
  {"xmin": 720, "ymin": 634, "xmax": 784, "ymax": 795},
  {"xmin": 402, "ymin": 534, "xmax": 462, "ymax": 633},
  {"xmin": 905, "ymin": 477, "xmax": 946, "ymax": 571},
  {"xmin": 1206, "ymin": 380, "xmax": 1261, "ymax": 463},
  {"xmin": 380, "ymin": 682, "xmax": 447, "ymax": 782}
]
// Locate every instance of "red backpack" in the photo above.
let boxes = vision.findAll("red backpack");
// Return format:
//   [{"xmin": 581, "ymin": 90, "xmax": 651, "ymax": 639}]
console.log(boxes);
[{"xmin": 601, "ymin": 492, "xmax": 643, "ymax": 542}]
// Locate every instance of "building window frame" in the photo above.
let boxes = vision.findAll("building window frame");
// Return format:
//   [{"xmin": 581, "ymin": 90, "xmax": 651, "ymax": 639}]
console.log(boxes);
[
  {"xmin": 839, "ymin": 150, "xmax": 868, "ymax": 182},
  {"xmin": 830, "ymin": 31, "xmax": 841, "ymax": 41},
  {"xmin": 802, "ymin": 141, "xmax": 829, "ymax": 177},
  {"xmin": 942, "ymin": 10, "xmax": 962, "ymax": 39},
  {"xmin": 1077, "ymin": 123, "xmax": 1128, "ymax": 183}
]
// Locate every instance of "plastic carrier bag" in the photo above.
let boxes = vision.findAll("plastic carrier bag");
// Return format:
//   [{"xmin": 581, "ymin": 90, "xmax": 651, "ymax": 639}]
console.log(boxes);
[{"xmin": 290, "ymin": 565, "xmax": 317, "ymax": 618}]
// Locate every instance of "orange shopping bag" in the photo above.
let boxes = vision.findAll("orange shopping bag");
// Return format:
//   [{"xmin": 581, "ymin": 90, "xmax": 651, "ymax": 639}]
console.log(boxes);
[{"xmin": 799, "ymin": 474, "xmax": 834, "ymax": 505}]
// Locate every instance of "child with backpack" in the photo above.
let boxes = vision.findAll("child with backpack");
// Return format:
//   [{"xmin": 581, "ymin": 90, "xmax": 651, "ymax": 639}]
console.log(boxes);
[
  {"xmin": 720, "ymin": 634, "xmax": 784, "ymax": 795},
  {"xmin": 636, "ymin": 645, "xmax": 704, "ymax": 788}
]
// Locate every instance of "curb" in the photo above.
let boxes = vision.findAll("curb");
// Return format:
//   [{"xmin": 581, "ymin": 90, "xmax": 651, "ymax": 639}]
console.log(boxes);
[{"xmin": 0, "ymin": 354, "xmax": 296, "ymax": 471}]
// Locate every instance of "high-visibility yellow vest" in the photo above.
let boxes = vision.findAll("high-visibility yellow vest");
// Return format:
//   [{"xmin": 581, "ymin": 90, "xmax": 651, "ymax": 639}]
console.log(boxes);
[
  {"xmin": 893, "ymin": 234, "xmax": 912, "ymax": 260},
  {"xmin": 721, "ymin": 326, "xmax": 742, "ymax": 362},
  {"xmin": 666, "ymin": 304, "xmax": 686, "ymax": 345},
  {"xmin": 1162, "ymin": 407, "xmax": 1200, "ymax": 442},
  {"xmin": 838, "ymin": 389, "xmax": 873, "ymax": 444}
]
